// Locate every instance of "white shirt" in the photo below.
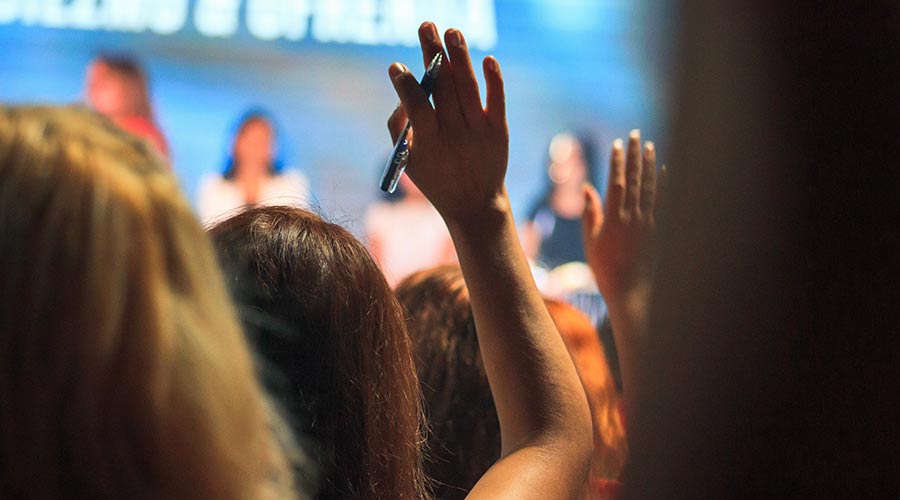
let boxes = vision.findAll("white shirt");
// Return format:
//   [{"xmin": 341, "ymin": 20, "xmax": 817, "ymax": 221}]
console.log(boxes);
[
  {"xmin": 364, "ymin": 199, "xmax": 456, "ymax": 287},
  {"xmin": 197, "ymin": 169, "xmax": 311, "ymax": 226}
]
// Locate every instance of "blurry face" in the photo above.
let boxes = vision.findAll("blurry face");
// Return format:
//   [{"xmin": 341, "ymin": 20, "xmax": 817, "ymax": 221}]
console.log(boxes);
[
  {"xmin": 234, "ymin": 119, "xmax": 275, "ymax": 173},
  {"xmin": 85, "ymin": 61, "xmax": 129, "ymax": 116},
  {"xmin": 547, "ymin": 135, "xmax": 588, "ymax": 187}
]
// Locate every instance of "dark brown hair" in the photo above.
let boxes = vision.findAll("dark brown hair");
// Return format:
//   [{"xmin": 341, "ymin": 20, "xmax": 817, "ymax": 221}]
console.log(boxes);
[
  {"xmin": 395, "ymin": 265, "xmax": 501, "ymax": 500},
  {"xmin": 209, "ymin": 205, "xmax": 427, "ymax": 500}
]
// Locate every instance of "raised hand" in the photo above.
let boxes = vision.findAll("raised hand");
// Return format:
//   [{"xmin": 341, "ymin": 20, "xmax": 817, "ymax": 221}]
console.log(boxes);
[
  {"xmin": 387, "ymin": 22, "xmax": 509, "ymax": 223},
  {"xmin": 386, "ymin": 23, "xmax": 593, "ymax": 500},
  {"xmin": 582, "ymin": 130, "xmax": 662, "ymax": 310}
]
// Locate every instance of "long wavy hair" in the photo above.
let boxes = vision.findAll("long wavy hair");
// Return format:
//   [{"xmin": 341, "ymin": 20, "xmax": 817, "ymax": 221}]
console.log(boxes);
[
  {"xmin": 395, "ymin": 265, "xmax": 499, "ymax": 500},
  {"xmin": 0, "ymin": 105, "xmax": 295, "ymax": 500},
  {"xmin": 209, "ymin": 206, "xmax": 428, "ymax": 500}
]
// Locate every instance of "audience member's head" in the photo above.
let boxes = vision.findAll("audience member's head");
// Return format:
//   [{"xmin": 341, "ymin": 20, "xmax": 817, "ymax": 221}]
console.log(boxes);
[
  {"xmin": 85, "ymin": 54, "xmax": 168, "ymax": 157},
  {"xmin": 544, "ymin": 299, "xmax": 628, "ymax": 481},
  {"xmin": 395, "ymin": 265, "xmax": 501, "ymax": 500},
  {"xmin": 223, "ymin": 110, "xmax": 281, "ymax": 179},
  {"xmin": 397, "ymin": 266, "xmax": 628, "ymax": 499},
  {"xmin": 0, "ymin": 105, "xmax": 293, "ymax": 499},
  {"xmin": 208, "ymin": 205, "xmax": 426, "ymax": 500}
]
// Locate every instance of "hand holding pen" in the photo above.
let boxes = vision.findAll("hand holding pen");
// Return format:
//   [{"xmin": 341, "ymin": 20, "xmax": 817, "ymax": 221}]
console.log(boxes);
[
  {"xmin": 386, "ymin": 22, "xmax": 509, "ymax": 223},
  {"xmin": 381, "ymin": 52, "xmax": 442, "ymax": 193}
]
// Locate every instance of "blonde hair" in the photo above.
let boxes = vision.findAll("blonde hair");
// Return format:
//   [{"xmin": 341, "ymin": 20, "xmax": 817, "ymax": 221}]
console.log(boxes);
[
  {"xmin": 544, "ymin": 299, "xmax": 628, "ymax": 482},
  {"xmin": 0, "ymin": 106, "xmax": 296, "ymax": 499}
]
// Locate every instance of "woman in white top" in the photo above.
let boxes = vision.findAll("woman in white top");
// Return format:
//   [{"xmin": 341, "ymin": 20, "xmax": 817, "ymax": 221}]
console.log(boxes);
[{"xmin": 197, "ymin": 110, "xmax": 310, "ymax": 225}]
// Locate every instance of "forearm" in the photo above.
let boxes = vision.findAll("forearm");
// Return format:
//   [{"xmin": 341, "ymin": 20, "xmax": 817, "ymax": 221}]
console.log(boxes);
[
  {"xmin": 604, "ymin": 291, "xmax": 651, "ymax": 422},
  {"xmin": 443, "ymin": 193, "xmax": 591, "ymax": 458}
]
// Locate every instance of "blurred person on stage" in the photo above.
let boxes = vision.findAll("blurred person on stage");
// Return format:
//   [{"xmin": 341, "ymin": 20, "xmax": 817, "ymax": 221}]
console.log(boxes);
[
  {"xmin": 85, "ymin": 54, "xmax": 169, "ymax": 158},
  {"xmin": 197, "ymin": 109, "xmax": 311, "ymax": 226},
  {"xmin": 364, "ymin": 172, "xmax": 455, "ymax": 287},
  {"xmin": 522, "ymin": 132, "xmax": 599, "ymax": 269}
]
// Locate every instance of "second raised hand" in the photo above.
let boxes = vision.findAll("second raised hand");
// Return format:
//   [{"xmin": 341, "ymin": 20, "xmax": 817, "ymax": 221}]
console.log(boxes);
[
  {"xmin": 582, "ymin": 129, "xmax": 660, "ymax": 309},
  {"xmin": 387, "ymin": 22, "xmax": 509, "ymax": 223}
]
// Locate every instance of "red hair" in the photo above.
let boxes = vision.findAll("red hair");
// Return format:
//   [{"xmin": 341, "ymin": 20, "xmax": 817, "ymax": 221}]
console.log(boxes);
[{"xmin": 545, "ymin": 299, "xmax": 628, "ymax": 482}]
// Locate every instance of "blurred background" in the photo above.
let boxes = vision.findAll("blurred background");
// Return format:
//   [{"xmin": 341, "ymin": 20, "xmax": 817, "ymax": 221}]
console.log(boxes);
[{"xmin": 0, "ymin": 0, "xmax": 672, "ymax": 234}]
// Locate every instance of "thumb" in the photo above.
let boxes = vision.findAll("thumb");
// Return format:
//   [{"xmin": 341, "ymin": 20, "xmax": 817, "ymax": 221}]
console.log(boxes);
[{"xmin": 582, "ymin": 182, "xmax": 604, "ymax": 239}]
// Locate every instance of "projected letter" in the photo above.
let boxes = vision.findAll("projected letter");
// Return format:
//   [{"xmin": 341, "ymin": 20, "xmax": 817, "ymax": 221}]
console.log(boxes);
[
  {"xmin": 150, "ymin": 0, "xmax": 188, "ymax": 34},
  {"xmin": 195, "ymin": 0, "xmax": 240, "ymax": 37}
]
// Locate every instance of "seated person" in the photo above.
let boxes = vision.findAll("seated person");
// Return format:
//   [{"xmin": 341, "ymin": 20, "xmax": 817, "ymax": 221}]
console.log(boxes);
[
  {"xmin": 85, "ymin": 54, "xmax": 169, "ymax": 158},
  {"xmin": 364, "ymin": 173, "xmax": 456, "ymax": 287},
  {"xmin": 197, "ymin": 109, "xmax": 310, "ymax": 225},
  {"xmin": 522, "ymin": 132, "xmax": 599, "ymax": 268}
]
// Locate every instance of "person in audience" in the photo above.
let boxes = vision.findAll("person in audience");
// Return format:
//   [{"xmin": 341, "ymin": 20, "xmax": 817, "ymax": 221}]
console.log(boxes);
[
  {"xmin": 396, "ymin": 266, "xmax": 627, "ymax": 500},
  {"xmin": 389, "ymin": 21, "xmax": 592, "ymax": 498},
  {"xmin": 197, "ymin": 109, "xmax": 311, "ymax": 225},
  {"xmin": 394, "ymin": 265, "xmax": 500, "ymax": 500},
  {"xmin": 615, "ymin": 5, "xmax": 900, "ymax": 499},
  {"xmin": 364, "ymin": 173, "xmax": 456, "ymax": 287},
  {"xmin": 210, "ymin": 21, "xmax": 593, "ymax": 500},
  {"xmin": 0, "ymin": 105, "xmax": 296, "ymax": 500},
  {"xmin": 522, "ymin": 132, "xmax": 599, "ymax": 268},
  {"xmin": 209, "ymin": 205, "xmax": 427, "ymax": 500},
  {"xmin": 85, "ymin": 54, "xmax": 169, "ymax": 157}
]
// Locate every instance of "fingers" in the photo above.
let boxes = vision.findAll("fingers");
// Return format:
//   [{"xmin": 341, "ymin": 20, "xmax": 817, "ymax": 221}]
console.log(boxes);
[
  {"xmin": 387, "ymin": 103, "xmax": 407, "ymax": 143},
  {"xmin": 624, "ymin": 129, "xmax": 643, "ymax": 213},
  {"xmin": 605, "ymin": 138, "xmax": 625, "ymax": 219},
  {"xmin": 639, "ymin": 141, "xmax": 657, "ymax": 217},
  {"xmin": 418, "ymin": 22, "xmax": 446, "ymax": 71},
  {"xmin": 389, "ymin": 63, "xmax": 437, "ymax": 138},
  {"xmin": 581, "ymin": 183, "xmax": 604, "ymax": 240},
  {"xmin": 417, "ymin": 22, "xmax": 464, "ymax": 130},
  {"xmin": 483, "ymin": 56, "xmax": 506, "ymax": 129},
  {"xmin": 444, "ymin": 29, "xmax": 484, "ymax": 126}
]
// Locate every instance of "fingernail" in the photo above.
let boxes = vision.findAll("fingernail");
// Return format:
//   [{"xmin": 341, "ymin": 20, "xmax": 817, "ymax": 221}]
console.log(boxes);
[
  {"xmin": 612, "ymin": 138, "xmax": 623, "ymax": 150},
  {"xmin": 629, "ymin": 129, "xmax": 640, "ymax": 140},
  {"xmin": 447, "ymin": 29, "xmax": 462, "ymax": 48},
  {"xmin": 644, "ymin": 141, "xmax": 655, "ymax": 151},
  {"xmin": 389, "ymin": 63, "xmax": 406, "ymax": 79},
  {"xmin": 486, "ymin": 57, "xmax": 499, "ymax": 73}
]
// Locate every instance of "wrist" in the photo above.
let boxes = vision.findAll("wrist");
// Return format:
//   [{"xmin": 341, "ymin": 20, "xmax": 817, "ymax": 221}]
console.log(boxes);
[{"xmin": 441, "ymin": 188, "xmax": 512, "ymax": 234}]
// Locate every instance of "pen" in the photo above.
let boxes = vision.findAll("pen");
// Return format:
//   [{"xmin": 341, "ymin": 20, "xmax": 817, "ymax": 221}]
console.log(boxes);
[{"xmin": 380, "ymin": 52, "xmax": 443, "ymax": 193}]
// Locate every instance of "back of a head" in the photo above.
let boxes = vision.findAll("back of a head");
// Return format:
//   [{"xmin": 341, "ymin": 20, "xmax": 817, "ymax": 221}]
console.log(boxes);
[
  {"xmin": 395, "ymin": 265, "xmax": 501, "ymax": 500},
  {"xmin": 544, "ymin": 299, "xmax": 627, "ymax": 481},
  {"xmin": 0, "ymin": 106, "xmax": 292, "ymax": 499},
  {"xmin": 208, "ymin": 206, "xmax": 426, "ymax": 500}
]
